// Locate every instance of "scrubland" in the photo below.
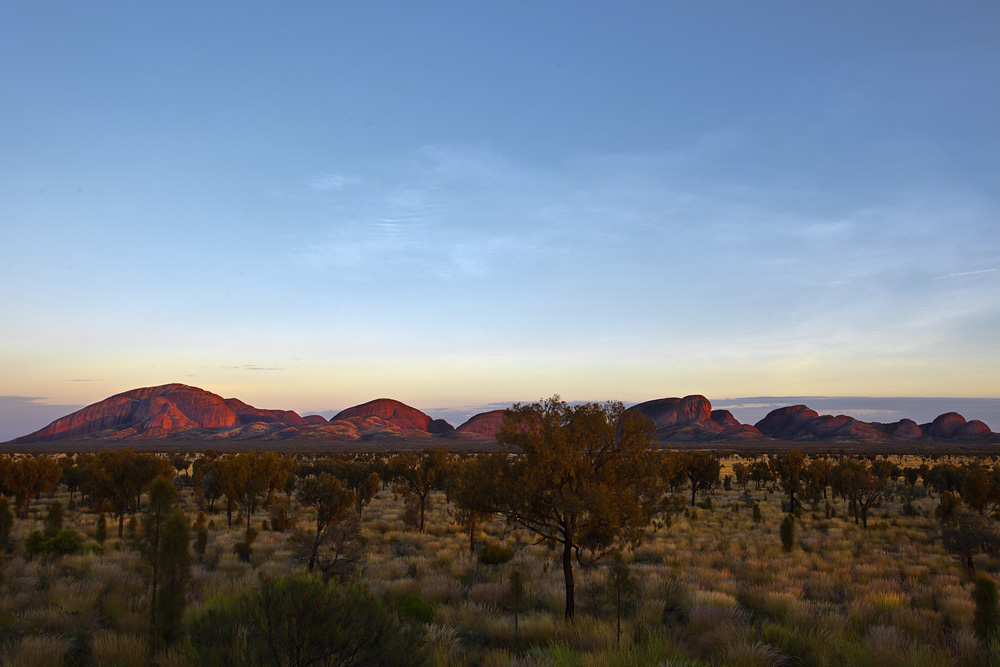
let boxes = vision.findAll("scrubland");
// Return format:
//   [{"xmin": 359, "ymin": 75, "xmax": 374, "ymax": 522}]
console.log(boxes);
[{"xmin": 0, "ymin": 452, "xmax": 998, "ymax": 667}]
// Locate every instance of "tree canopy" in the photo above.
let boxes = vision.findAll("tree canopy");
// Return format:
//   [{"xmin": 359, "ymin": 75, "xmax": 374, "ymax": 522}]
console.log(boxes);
[{"xmin": 486, "ymin": 397, "xmax": 665, "ymax": 619}]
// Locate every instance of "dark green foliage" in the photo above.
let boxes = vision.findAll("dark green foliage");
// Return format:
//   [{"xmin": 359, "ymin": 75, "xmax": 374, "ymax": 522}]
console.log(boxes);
[
  {"xmin": 780, "ymin": 514, "xmax": 795, "ymax": 552},
  {"xmin": 94, "ymin": 512, "xmax": 107, "ymax": 544},
  {"xmin": 752, "ymin": 503, "xmax": 762, "ymax": 525},
  {"xmin": 188, "ymin": 595, "xmax": 243, "ymax": 667},
  {"xmin": 154, "ymin": 509, "xmax": 191, "ymax": 646},
  {"xmin": 661, "ymin": 578, "xmax": 690, "ymax": 628},
  {"xmin": 394, "ymin": 592, "xmax": 435, "ymax": 624},
  {"xmin": 144, "ymin": 475, "xmax": 177, "ymax": 639},
  {"xmin": 188, "ymin": 574, "xmax": 428, "ymax": 667},
  {"xmin": 43, "ymin": 500, "xmax": 64, "ymax": 536},
  {"xmin": 26, "ymin": 527, "xmax": 83, "ymax": 558},
  {"xmin": 0, "ymin": 496, "xmax": 13, "ymax": 552},
  {"xmin": 974, "ymin": 573, "xmax": 1000, "ymax": 642},
  {"xmin": 478, "ymin": 542, "xmax": 514, "ymax": 565}
]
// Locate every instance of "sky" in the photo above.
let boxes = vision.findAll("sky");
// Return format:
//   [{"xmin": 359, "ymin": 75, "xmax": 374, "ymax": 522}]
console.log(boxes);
[{"xmin": 1, "ymin": 2, "xmax": 998, "ymax": 441}]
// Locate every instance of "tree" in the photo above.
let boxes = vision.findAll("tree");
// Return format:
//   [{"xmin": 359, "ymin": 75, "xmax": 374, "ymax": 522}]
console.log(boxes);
[
  {"xmin": 331, "ymin": 458, "xmax": 381, "ymax": 519},
  {"xmin": 832, "ymin": 458, "xmax": 893, "ymax": 529},
  {"xmin": 155, "ymin": 509, "xmax": 191, "ymax": 646},
  {"xmin": 0, "ymin": 496, "xmax": 13, "ymax": 551},
  {"xmin": 144, "ymin": 476, "xmax": 177, "ymax": 637},
  {"xmin": 488, "ymin": 397, "xmax": 665, "ymax": 619},
  {"xmin": 447, "ymin": 455, "xmax": 501, "ymax": 555},
  {"xmin": 214, "ymin": 452, "xmax": 286, "ymax": 543},
  {"xmin": 8, "ymin": 456, "xmax": 62, "ymax": 518},
  {"xmin": 942, "ymin": 508, "xmax": 1000, "ymax": 574},
  {"xmin": 681, "ymin": 452, "xmax": 720, "ymax": 507},
  {"xmin": 749, "ymin": 459, "xmax": 773, "ymax": 490},
  {"xmin": 84, "ymin": 448, "xmax": 174, "ymax": 538},
  {"xmin": 295, "ymin": 473, "xmax": 357, "ymax": 572},
  {"xmin": 769, "ymin": 450, "xmax": 806, "ymax": 512},
  {"xmin": 732, "ymin": 462, "xmax": 750, "ymax": 492},
  {"xmin": 389, "ymin": 447, "xmax": 453, "ymax": 533}
]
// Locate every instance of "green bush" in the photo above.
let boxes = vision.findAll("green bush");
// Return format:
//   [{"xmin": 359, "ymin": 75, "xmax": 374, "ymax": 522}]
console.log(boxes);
[
  {"xmin": 26, "ymin": 528, "xmax": 83, "ymax": 558},
  {"xmin": 394, "ymin": 592, "xmax": 435, "ymax": 624},
  {"xmin": 189, "ymin": 574, "xmax": 428, "ymax": 666},
  {"xmin": 780, "ymin": 514, "xmax": 795, "ymax": 552},
  {"xmin": 478, "ymin": 543, "xmax": 514, "ymax": 565},
  {"xmin": 974, "ymin": 573, "xmax": 1000, "ymax": 642}
]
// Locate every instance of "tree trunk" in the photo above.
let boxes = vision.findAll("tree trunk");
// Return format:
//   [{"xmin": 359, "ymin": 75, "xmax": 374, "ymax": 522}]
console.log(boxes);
[
  {"xmin": 309, "ymin": 522, "xmax": 322, "ymax": 572},
  {"xmin": 691, "ymin": 486, "xmax": 697, "ymax": 507},
  {"xmin": 118, "ymin": 513, "xmax": 125, "ymax": 539},
  {"xmin": 562, "ymin": 537, "xmax": 575, "ymax": 620},
  {"xmin": 419, "ymin": 494, "xmax": 427, "ymax": 533}
]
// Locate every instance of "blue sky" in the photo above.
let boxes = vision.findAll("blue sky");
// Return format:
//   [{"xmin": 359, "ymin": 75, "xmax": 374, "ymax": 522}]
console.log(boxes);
[{"xmin": 1, "ymin": 1, "xmax": 998, "ymax": 438}]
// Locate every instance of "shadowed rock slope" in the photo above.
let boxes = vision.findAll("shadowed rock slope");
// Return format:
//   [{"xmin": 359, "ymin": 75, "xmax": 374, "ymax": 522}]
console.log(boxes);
[{"xmin": 7, "ymin": 384, "xmax": 995, "ymax": 445}]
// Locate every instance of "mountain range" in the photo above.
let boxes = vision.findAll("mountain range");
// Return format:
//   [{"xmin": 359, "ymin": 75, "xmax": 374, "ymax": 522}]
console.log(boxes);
[{"xmin": 4, "ymin": 383, "xmax": 996, "ymax": 447}]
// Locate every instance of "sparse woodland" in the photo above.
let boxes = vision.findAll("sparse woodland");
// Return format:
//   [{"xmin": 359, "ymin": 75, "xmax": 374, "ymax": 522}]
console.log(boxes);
[{"xmin": 2, "ymin": 403, "xmax": 1000, "ymax": 666}]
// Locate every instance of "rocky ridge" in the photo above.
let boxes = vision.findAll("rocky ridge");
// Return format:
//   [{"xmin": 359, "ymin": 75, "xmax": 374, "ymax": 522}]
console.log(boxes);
[{"xmin": 6, "ymin": 384, "xmax": 996, "ymax": 446}]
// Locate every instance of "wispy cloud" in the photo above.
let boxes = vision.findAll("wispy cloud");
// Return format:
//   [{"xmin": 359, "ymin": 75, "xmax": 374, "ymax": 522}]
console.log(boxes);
[
  {"xmin": 306, "ymin": 172, "xmax": 359, "ymax": 191},
  {"xmin": 933, "ymin": 268, "xmax": 998, "ymax": 280},
  {"xmin": 228, "ymin": 365, "xmax": 284, "ymax": 372}
]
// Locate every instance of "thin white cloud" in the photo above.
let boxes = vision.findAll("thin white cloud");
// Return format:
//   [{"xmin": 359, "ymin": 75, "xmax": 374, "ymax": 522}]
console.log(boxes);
[
  {"xmin": 306, "ymin": 172, "xmax": 359, "ymax": 191},
  {"xmin": 933, "ymin": 268, "xmax": 998, "ymax": 280}
]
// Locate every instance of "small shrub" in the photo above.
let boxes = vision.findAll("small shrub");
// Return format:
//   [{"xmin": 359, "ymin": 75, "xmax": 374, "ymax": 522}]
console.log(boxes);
[
  {"xmin": 780, "ymin": 515, "xmax": 795, "ymax": 552},
  {"xmin": 974, "ymin": 573, "xmax": 1000, "ymax": 642},
  {"xmin": 478, "ymin": 543, "xmax": 514, "ymax": 565},
  {"xmin": 395, "ymin": 592, "xmax": 435, "ymax": 624},
  {"xmin": 94, "ymin": 513, "xmax": 107, "ymax": 545}
]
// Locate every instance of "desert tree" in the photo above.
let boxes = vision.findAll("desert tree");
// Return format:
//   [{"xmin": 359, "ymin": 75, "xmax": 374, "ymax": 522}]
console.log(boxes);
[
  {"xmin": 487, "ymin": 397, "xmax": 665, "ymax": 619},
  {"xmin": 389, "ymin": 447, "xmax": 454, "ymax": 533},
  {"xmin": 144, "ymin": 476, "xmax": 177, "ymax": 636},
  {"xmin": 214, "ymin": 451, "xmax": 287, "ymax": 542},
  {"xmin": 732, "ymin": 461, "xmax": 750, "ymax": 492},
  {"xmin": 295, "ymin": 472, "xmax": 357, "ymax": 572},
  {"xmin": 84, "ymin": 448, "xmax": 174, "ymax": 538},
  {"xmin": 804, "ymin": 456, "xmax": 834, "ymax": 501},
  {"xmin": 330, "ymin": 458, "xmax": 381, "ymax": 519},
  {"xmin": 832, "ymin": 457, "xmax": 894, "ymax": 529},
  {"xmin": 447, "ymin": 455, "xmax": 502, "ymax": 556},
  {"xmin": 959, "ymin": 464, "xmax": 1000, "ymax": 516},
  {"xmin": 681, "ymin": 451, "xmax": 720, "ymax": 507},
  {"xmin": 0, "ymin": 495, "xmax": 13, "ymax": 551},
  {"xmin": 749, "ymin": 458, "xmax": 773, "ymax": 490},
  {"xmin": 769, "ymin": 450, "xmax": 806, "ymax": 512},
  {"xmin": 8, "ymin": 456, "xmax": 62, "ymax": 518},
  {"xmin": 942, "ymin": 507, "xmax": 1000, "ymax": 574},
  {"xmin": 154, "ymin": 508, "xmax": 191, "ymax": 646}
]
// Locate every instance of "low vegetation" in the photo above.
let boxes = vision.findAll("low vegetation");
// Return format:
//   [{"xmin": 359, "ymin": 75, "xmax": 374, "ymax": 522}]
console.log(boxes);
[{"xmin": 2, "ymin": 404, "xmax": 1000, "ymax": 666}]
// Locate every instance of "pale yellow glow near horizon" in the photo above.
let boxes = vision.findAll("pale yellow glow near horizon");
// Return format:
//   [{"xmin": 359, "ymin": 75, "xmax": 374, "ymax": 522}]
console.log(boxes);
[{"xmin": 3, "ymin": 346, "xmax": 998, "ymax": 416}]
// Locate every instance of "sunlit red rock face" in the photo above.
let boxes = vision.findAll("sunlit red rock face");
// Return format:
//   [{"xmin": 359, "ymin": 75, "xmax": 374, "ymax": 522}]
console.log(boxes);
[
  {"xmin": 627, "ymin": 395, "xmax": 760, "ymax": 441},
  {"xmin": 755, "ymin": 406, "xmax": 992, "ymax": 441},
  {"xmin": 456, "ymin": 410, "xmax": 507, "ymax": 439},
  {"xmin": 9, "ymin": 383, "xmax": 995, "ymax": 445},
  {"xmin": 331, "ymin": 398, "xmax": 447, "ymax": 435},
  {"xmin": 15, "ymin": 384, "xmax": 239, "ymax": 442}
]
